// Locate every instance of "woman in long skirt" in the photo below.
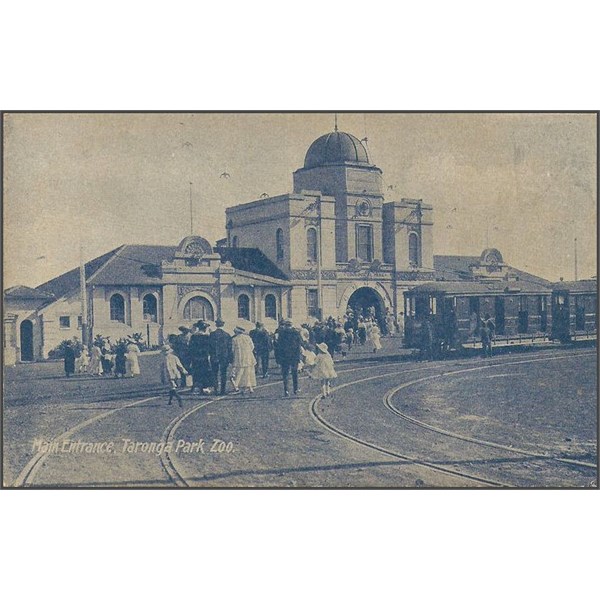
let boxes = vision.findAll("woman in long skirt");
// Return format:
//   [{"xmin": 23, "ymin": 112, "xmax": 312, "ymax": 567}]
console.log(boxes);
[
  {"xmin": 189, "ymin": 321, "xmax": 213, "ymax": 394},
  {"xmin": 367, "ymin": 322, "xmax": 382, "ymax": 353},
  {"xmin": 231, "ymin": 326, "xmax": 256, "ymax": 394},
  {"xmin": 125, "ymin": 338, "xmax": 141, "ymax": 376},
  {"xmin": 88, "ymin": 344, "xmax": 103, "ymax": 376}
]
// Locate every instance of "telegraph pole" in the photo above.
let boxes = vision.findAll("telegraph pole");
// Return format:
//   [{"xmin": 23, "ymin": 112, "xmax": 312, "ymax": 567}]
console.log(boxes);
[
  {"xmin": 574, "ymin": 237, "xmax": 578, "ymax": 281},
  {"xmin": 79, "ymin": 241, "xmax": 89, "ymax": 348},
  {"xmin": 316, "ymin": 197, "xmax": 323, "ymax": 320},
  {"xmin": 189, "ymin": 181, "xmax": 193, "ymax": 235}
]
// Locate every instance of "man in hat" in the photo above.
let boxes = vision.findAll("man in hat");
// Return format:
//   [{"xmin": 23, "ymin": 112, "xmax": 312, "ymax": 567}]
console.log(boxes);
[
  {"xmin": 209, "ymin": 318, "xmax": 233, "ymax": 395},
  {"xmin": 189, "ymin": 320, "xmax": 212, "ymax": 394},
  {"xmin": 274, "ymin": 319, "xmax": 302, "ymax": 397},
  {"xmin": 249, "ymin": 321, "xmax": 272, "ymax": 379}
]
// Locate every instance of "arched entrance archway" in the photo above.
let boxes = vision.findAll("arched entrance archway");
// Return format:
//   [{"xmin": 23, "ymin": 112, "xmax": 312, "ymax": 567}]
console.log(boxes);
[
  {"xmin": 346, "ymin": 287, "xmax": 386, "ymax": 331},
  {"xmin": 20, "ymin": 319, "xmax": 34, "ymax": 361}
]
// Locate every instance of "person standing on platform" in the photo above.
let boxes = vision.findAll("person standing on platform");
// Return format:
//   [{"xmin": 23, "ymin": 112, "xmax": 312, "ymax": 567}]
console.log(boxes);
[
  {"xmin": 249, "ymin": 322, "xmax": 272, "ymax": 379},
  {"xmin": 274, "ymin": 319, "xmax": 303, "ymax": 397},
  {"xmin": 125, "ymin": 337, "xmax": 141, "ymax": 377},
  {"xmin": 63, "ymin": 340, "xmax": 76, "ymax": 378},
  {"xmin": 368, "ymin": 321, "xmax": 382, "ymax": 353},
  {"xmin": 209, "ymin": 318, "xmax": 233, "ymax": 395},
  {"xmin": 231, "ymin": 326, "xmax": 257, "ymax": 395},
  {"xmin": 189, "ymin": 321, "xmax": 213, "ymax": 395}
]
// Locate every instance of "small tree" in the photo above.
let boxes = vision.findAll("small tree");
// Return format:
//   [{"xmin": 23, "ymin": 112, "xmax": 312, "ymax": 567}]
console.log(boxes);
[{"xmin": 48, "ymin": 337, "xmax": 84, "ymax": 360}]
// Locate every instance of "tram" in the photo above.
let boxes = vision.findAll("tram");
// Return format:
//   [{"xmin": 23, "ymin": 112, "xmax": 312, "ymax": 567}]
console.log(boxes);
[
  {"xmin": 550, "ymin": 279, "xmax": 597, "ymax": 343},
  {"xmin": 403, "ymin": 279, "xmax": 555, "ymax": 351}
]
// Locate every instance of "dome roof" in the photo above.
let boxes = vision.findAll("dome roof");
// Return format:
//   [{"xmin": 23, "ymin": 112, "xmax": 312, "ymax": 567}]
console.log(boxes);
[{"xmin": 304, "ymin": 131, "xmax": 370, "ymax": 169}]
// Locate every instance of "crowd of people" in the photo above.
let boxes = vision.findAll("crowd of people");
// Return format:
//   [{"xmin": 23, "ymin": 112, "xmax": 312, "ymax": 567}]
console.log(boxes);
[
  {"xmin": 160, "ymin": 307, "xmax": 394, "ymax": 405},
  {"xmin": 61, "ymin": 304, "xmax": 399, "ymax": 405},
  {"xmin": 63, "ymin": 337, "xmax": 141, "ymax": 378}
]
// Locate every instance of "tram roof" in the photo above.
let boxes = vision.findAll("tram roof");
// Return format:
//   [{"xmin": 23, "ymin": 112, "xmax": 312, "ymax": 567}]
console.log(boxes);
[
  {"xmin": 405, "ymin": 279, "xmax": 551, "ymax": 296},
  {"xmin": 551, "ymin": 279, "xmax": 597, "ymax": 293}
]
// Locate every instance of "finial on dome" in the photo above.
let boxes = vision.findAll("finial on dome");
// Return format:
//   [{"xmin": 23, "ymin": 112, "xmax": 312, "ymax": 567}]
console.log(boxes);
[{"xmin": 334, "ymin": 113, "xmax": 338, "ymax": 132}]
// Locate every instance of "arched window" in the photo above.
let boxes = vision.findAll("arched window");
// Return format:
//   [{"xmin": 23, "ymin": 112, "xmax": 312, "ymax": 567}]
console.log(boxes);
[
  {"xmin": 110, "ymin": 293, "xmax": 125, "ymax": 322},
  {"xmin": 183, "ymin": 296, "xmax": 214, "ymax": 321},
  {"xmin": 238, "ymin": 294, "xmax": 250, "ymax": 320},
  {"xmin": 232, "ymin": 235, "xmax": 238, "ymax": 248},
  {"xmin": 264, "ymin": 294, "xmax": 277, "ymax": 319},
  {"xmin": 306, "ymin": 227, "xmax": 318, "ymax": 262},
  {"xmin": 276, "ymin": 228, "xmax": 284, "ymax": 261},
  {"xmin": 408, "ymin": 232, "xmax": 420, "ymax": 267},
  {"xmin": 143, "ymin": 294, "xmax": 158, "ymax": 322}
]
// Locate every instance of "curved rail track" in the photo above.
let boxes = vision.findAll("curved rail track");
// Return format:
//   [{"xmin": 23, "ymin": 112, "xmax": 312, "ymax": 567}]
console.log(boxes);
[{"xmin": 14, "ymin": 347, "xmax": 596, "ymax": 487}]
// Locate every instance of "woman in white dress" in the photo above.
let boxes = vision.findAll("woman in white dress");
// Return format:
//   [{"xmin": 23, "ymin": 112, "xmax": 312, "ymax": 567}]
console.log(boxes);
[
  {"xmin": 125, "ymin": 338, "xmax": 141, "ymax": 377},
  {"xmin": 88, "ymin": 344, "xmax": 103, "ymax": 376},
  {"xmin": 231, "ymin": 326, "xmax": 257, "ymax": 394},
  {"xmin": 76, "ymin": 347, "xmax": 90, "ymax": 374},
  {"xmin": 367, "ymin": 321, "xmax": 382, "ymax": 353}
]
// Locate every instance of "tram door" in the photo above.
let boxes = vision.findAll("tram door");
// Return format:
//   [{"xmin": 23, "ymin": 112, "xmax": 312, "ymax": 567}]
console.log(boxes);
[
  {"xmin": 494, "ymin": 297, "xmax": 505, "ymax": 335},
  {"xmin": 552, "ymin": 292, "xmax": 569, "ymax": 341}
]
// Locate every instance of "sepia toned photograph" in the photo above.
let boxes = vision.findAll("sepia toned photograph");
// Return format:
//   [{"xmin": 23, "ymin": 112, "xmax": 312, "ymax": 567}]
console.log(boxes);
[{"xmin": 2, "ymin": 111, "xmax": 597, "ymax": 489}]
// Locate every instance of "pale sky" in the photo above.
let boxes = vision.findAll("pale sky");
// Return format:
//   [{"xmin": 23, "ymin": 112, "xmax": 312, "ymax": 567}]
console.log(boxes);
[{"xmin": 3, "ymin": 112, "xmax": 597, "ymax": 288}]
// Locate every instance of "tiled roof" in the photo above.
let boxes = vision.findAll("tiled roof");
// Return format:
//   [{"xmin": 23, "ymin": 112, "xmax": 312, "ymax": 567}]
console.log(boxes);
[
  {"xmin": 88, "ymin": 245, "xmax": 175, "ymax": 285},
  {"xmin": 4, "ymin": 285, "xmax": 54, "ymax": 300},
  {"xmin": 33, "ymin": 244, "xmax": 288, "ymax": 299},
  {"xmin": 36, "ymin": 247, "xmax": 123, "ymax": 299},
  {"xmin": 215, "ymin": 247, "xmax": 289, "ymax": 280},
  {"xmin": 434, "ymin": 254, "xmax": 551, "ymax": 287}
]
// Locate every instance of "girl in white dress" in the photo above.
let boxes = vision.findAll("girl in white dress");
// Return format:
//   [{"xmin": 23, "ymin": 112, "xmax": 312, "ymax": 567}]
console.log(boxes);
[
  {"xmin": 312, "ymin": 342, "xmax": 337, "ymax": 399},
  {"xmin": 231, "ymin": 326, "xmax": 257, "ymax": 394},
  {"xmin": 368, "ymin": 322, "xmax": 382, "ymax": 353}
]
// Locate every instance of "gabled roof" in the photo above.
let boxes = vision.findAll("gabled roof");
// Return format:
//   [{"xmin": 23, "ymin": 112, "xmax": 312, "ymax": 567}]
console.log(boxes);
[
  {"xmin": 4, "ymin": 285, "xmax": 54, "ymax": 300},
  {"xmin": 433, "ymin": 254, "xmax": 551, "ymax": 287},
  {"xmin": 89, "ymin": 245, "xmax": 175, "ymax": 285},
  {"xmin": 32, "ymin": 244, "xmax": 288, "ymax": 298},
  {"xmin": 215, "ymin": 247, "xmax": 289, "ymax": 280},
  {"xmin": 36, "ymin": 247, "xmax": 123, "ymax": 299}
]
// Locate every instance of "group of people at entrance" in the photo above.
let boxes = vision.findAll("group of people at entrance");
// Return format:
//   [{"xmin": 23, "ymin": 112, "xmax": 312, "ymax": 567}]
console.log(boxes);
[
  {"xmin": 161, "ymin": 318, "xmax": 339, "ymax": 406},
  {"xmin": 63, "ymin": 338, "xmax": 141, "ymax": 378}
]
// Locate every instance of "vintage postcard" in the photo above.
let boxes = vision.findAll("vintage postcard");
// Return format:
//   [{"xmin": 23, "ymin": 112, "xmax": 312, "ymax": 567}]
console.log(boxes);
[{"xmin": 2, "ymin": 112, "xmax": 597, "ymax": 488}]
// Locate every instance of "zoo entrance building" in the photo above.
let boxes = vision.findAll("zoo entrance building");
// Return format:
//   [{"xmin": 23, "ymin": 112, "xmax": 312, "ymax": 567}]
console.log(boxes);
[{"xmin": 4, "ymin": 130, "xmax": 547, "ymax": 363}]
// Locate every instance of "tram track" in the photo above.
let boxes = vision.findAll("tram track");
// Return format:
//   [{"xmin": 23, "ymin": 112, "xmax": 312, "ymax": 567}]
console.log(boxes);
[
  {"xmin": 12, "ymin": 346, "xmax": 594, "ymax": 487},
  {"xmin": 309, "ymin": 349, "xmax": 597, "ymax": 488}
]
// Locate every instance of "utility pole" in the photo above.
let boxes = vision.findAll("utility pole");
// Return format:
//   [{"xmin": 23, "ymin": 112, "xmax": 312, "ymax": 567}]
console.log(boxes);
[
  {"xmin": 189, "ymin": 181, "xmax": 193, "ymax": 235},
  {"xmin": 316, "ymin": 197, "xmax": 323, "ymax": 320},
  {"xmin": 79, "ymin": 241, "xmax": 88, "ymax": 348},
  {"xmin": 574, "ymin": 237, "xmax": 578, "ymax": 281}
]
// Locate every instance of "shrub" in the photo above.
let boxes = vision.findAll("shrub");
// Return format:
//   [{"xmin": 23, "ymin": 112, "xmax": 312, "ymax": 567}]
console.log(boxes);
[{"xmin": 48, "ymin": 338, "xmax": 84, "ymax": 360}]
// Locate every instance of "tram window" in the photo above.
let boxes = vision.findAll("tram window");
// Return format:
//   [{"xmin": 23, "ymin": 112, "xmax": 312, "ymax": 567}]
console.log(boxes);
[
  {"xmin": 518, "ymin": 296, "xmax": 529, "ymax": 333},
  {"xmin": 469, "ymin": 297, "xmax": 480, "ymax": 315},
  {"xmin": 575, "ymin": 297, "xmax": 585, "ymax": 330},
  {"xmin": 430, "ymin": 297, "xmax": 437, "ymax": 314},
  {"xmin": 538, "ymin": 296, "xmax": 548, "ymax": 332}
]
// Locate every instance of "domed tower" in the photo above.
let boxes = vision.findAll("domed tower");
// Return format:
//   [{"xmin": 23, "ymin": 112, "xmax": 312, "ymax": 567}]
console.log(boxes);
[{"xmin": 293, "ymin": 130, "xmax": 384, "ymax": 264}]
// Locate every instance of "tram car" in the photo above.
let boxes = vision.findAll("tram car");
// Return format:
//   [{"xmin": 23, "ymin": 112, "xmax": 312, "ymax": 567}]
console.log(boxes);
[
  {"xmin": 550, "ymin": 279, "xmax": 597, "ymax": 343},
  {"xmin": 403, "ymin": 280, "xmax": 554, "ymax": 351}
]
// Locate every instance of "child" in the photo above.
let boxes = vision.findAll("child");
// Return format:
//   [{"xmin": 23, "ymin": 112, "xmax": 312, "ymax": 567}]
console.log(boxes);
[
  {"xmin": 301, "ymin": 345, "xmax": 317, "ymax": 378},
  {"xmin": 312, "ymin": 342, "xmax": 337, "ymax": 399},
  {"xmin": 161, "ymin": 344, "xmax": 188, "ymax": 407}
]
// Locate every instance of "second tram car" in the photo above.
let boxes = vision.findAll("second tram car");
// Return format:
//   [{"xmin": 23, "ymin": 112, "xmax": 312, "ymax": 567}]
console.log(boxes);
[{"xmin": 551, "ymin": 279, "xmax": 597, "ymax": 343}]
